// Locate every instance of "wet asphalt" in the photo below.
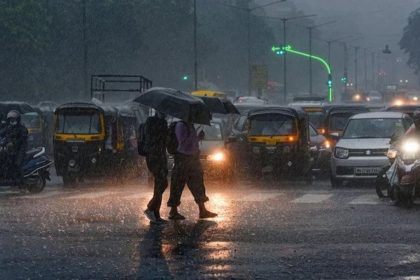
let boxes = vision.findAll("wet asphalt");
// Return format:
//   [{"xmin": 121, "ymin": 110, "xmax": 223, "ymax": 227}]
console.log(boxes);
[{"xmin": 1, "ymin": 176, "xmax": 420, "ymax": 279}]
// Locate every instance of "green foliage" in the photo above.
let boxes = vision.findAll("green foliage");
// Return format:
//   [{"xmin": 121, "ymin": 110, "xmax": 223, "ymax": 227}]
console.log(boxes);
[{"xmin": 400, "ymin": 8, "xmax": 420, "ymax": 74}]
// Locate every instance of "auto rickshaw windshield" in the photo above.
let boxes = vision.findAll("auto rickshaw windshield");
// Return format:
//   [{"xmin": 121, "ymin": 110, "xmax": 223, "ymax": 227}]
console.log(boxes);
[
  {"xmin": 249, "ymin": 114, "xmax": 297, "ymax": 136},
  {"xmin": 21, "ymin": 112, "xmax": 41, "ymax": 129},
  {"xmin": 56, "ymin": 112, "xmax": 101, "ymax": 134},
  {"xmin": 329, "ymin": 112, "xmax": 354, "ymax": 133}
]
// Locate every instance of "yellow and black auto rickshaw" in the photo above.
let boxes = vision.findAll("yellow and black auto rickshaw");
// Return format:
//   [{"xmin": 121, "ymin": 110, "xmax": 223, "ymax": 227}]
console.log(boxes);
[
  {"xmin": 226, "ymin": 106, "xmax": 312, "ymax": 181},
  {"xmin": 322, "ymin": 105, "xmax": 369, "ymax": 145},
  {"xmin": 54, "ymin": 102, "xmax": 131, "ymax": 185}
]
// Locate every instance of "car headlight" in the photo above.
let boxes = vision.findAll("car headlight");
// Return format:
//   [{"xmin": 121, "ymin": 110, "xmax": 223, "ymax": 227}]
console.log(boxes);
[
  {"xmin": 207, "ymin": 151, "xmax": 226, "ymax": 162},
  {"xmin": 387, "ymin": 149, "xmax": 398, "ymax": 159},
  {"xmin": 335, "ymin": 147, "xmax": 349, "ymax": 159},
  {"xmin": 321, "ymin": 140, "xmax": 331, "ymax": 150}
]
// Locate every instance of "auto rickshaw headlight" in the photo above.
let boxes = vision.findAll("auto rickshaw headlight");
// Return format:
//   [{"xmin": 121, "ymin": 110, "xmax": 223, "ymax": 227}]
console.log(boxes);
[
  {"xmin": 335, "ymin": 147, "xmax": 349, "ymax": 159},
  {"xmin": 91, "ymin": 157, "xmax": 97, "ymax": 164},
  {"xmin": 69, "ymin": 159, "xmax": 76, "ymax": 167},
  {"xmin": 208, "ymin": 151, "xmax": 226, "ymax": 162}
]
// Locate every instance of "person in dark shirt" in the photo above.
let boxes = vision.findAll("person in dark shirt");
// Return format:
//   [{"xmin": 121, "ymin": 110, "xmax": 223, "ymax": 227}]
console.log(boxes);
[{"xmin": 143, "ymin": 111, "xmax": 169, "ymax": 223}]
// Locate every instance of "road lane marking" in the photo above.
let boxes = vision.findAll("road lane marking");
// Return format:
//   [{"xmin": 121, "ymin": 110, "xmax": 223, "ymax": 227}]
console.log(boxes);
[
  {"xmin": 64, "ymin": 191, "xmax": 115, "ymax": 200},
  {"xmin": 349, "ymin": 194, "xmax": 380, "ymax": 205},
  {"xmin": 292, "ymin": 194, "xmax": 332, "ymax": 203},
  {"xmin": 240, "ymin": 192, "xmax": 282, "ymax": 202},
  {"xmin": 21, "ymin": 190, "xmax": 64, "ymax": 199},
  {"xmin": 122, "ymin": 192, "xmax": 154, "ymax": 200}
]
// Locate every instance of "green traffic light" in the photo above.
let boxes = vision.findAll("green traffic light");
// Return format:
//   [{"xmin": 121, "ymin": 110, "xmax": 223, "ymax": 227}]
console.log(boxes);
[{"xmin": 182, "ymin": 75, "xmax": 189, "ymax": 81}]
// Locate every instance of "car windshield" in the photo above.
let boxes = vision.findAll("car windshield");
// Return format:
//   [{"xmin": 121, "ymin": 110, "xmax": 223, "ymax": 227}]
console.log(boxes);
[
  {"xmin": 249, "ymin": 114, "xmax": 296, "ymax": 136},
  {"xmin": 56, "ymin": 113, "xmax": 100, "ymax": 134},
  {"xmin": 342, "ymin": 118, "xmax": 407, "ymax": 139},
  {"xmin": 21, "ymin": 112, "xmax": 41, "ymax": 129},
  {"xmin": 197, "ymin": 123, "xmax": 223, "ymax": 141},
  {"xmin": 329, "ymin": 112, "xmax": 355, "ymax": 132}
]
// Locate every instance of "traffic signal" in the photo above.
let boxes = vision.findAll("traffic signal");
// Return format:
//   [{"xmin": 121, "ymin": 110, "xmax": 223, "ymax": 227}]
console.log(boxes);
[
  {"xmin": 340, "ymin": 76, "xmax": 347, "ymax": 83},
  {"xmin": 182, "ymin": 75, "xmax": 189, "ymax": 81},
  {"xmin": 327, "ymin": 74, "xmax": 332, "ymax": 88}
]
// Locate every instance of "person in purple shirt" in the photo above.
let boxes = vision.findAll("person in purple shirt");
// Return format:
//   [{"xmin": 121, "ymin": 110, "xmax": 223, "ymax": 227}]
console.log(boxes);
[{"xmin": 167, "ymin": 120, "xmax": 217, "ymax": 219}]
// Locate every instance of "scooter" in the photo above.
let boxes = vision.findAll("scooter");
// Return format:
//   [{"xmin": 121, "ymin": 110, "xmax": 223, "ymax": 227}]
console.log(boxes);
[
  {"xmin": 394, "ymin": 138, "xmax": 420, "ymax": 207},
  {"xmin": 0, "ymin": 138, "xmax": 52, "ymax": 193},
  {"xmin": 375, "ymin": 142, "xmax": 398, "ymax": 198}
]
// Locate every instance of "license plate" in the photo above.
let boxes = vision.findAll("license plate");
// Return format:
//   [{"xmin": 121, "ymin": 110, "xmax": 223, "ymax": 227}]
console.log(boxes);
[{"xmin": 354, "ymin": 167, "xmax": 381, "ymax": 176}]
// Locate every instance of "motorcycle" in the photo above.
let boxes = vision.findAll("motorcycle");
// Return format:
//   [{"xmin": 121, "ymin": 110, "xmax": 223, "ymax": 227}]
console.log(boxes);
[
  {"xmin": 0, "ymin": 138, "xmax": 52, "ymax": 193},
  {"xmin": 394, "ymin": 138, "xmax": 420, "ymax": 207}
]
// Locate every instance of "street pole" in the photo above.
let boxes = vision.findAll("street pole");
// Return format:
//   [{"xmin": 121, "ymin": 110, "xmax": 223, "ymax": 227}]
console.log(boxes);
[
  {"xmin": 82, "ymin": 0, "xmax": 88, "ymax": 98},
  {"xmin": 343, "ymin": 42, "xmax": 348, "ymax": 100},
  {"xmin": 247, "ymin": 10, "xmax": 251, "ymax": 96},
  {"xmin": 193, "ymin": 0, "xmax": 198, "ymax": 91},
  {"xmin": 364, "ymin": 48, "xmax": 368, "ymax": 91},
  {"xmin": 308, "ymin": 27, "xmax": 313, "ymax": 96},
  {"xmin": 354, "ymin": 46, "xmax": 359, "ymax": 90},
  {"xmin": 371, "ymin": 52, "xmax": 375, "ymax": 90},
  {"xmin": 282, "ymin": 18, "xmax": 287, "ymax": 103},
  {"xmin": 327, "ymin": 41, "xmax": 332, "ymax": 65}
]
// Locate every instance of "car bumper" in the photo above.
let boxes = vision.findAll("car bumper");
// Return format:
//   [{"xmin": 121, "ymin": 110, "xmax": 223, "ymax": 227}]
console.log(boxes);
[{"xmin": 331, "ymin": 156, "xmax": 389, "ymax": 179}]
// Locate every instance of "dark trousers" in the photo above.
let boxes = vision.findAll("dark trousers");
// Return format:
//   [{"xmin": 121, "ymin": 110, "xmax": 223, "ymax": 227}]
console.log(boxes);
[
  {"xmin": 146, "ymin": 155, "xmax": 168, "ymax": 215},
  {"xmin": 167, "ymin": 153, "xmax": 209, "ymax": 207}
]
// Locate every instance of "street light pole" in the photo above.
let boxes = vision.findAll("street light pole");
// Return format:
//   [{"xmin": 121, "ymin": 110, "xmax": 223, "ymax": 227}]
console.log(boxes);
[
  {"xmin": 364, "ymin": 48, "xmax": 368, "ymax": 91},
  {"xmin": 247, "ymin": 10, "xmax": 251, "ymax": 95},
  {"xmin": 282, "ymin": 18, "xmax": 287, "ymax": 103},
  {"xmin": 193, "ymin": 0, "xmax": 198, "ymax": 91},
  {"xmin": 371, "ymin": 52, "xmax": 376, "ymax": 90},
  {"xmin": 308, "ymin": 26, "xmax": 313, "ymax": 96},
  {"xmin": 354, "ymin": 46, "xmax": 359, "ymax": 90},
  {"xmin": 82, "ymin": 0, "xmax": 88, "ymax": 98}
]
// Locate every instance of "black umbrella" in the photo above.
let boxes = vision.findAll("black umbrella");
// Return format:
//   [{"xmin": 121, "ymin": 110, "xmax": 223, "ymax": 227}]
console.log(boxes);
[
  {"xmin": 133, "ymin": 87, "xmax": 211, "ymax": 125},
  {"xmin": 197, "ymin": 96, "xmax": 240, "ymax": 115}
]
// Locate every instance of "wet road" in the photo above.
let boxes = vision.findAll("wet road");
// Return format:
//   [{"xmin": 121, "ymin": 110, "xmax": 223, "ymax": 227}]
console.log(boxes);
[{"xmin": 1, "ymin": 177, "xmax": 420, "ymax": 279}]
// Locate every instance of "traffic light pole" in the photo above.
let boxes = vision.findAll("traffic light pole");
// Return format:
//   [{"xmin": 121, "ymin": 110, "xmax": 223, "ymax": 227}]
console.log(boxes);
[
  {"xmin": 193, "ymin": 0, "xmax": 198, "ymax": 91},
  {"xmin": 282, "ymin": 19, "xmax": 287, "ymax": 103}
]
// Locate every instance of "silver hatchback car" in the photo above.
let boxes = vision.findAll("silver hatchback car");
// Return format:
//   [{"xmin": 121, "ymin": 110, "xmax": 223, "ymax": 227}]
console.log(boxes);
[{"xmin": 331, "ymin": 112, "xmax": 412, "ymax": 187}]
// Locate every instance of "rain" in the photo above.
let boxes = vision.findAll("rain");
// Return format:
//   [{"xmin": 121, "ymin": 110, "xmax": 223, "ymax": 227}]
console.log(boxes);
[{"xmin": 2, "ymin": 1, "xmax": 420, "ymax": 279}]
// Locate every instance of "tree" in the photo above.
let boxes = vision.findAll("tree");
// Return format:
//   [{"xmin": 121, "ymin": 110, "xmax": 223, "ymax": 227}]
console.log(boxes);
[{"xmin": 400, "ymin": 7, "xmax": 420, "ymax": 74}]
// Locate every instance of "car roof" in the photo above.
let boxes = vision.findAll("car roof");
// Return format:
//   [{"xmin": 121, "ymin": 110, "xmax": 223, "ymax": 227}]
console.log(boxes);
[{"xmin": 350, "ymin": 111, "xmax": 407, "ymax": 119}]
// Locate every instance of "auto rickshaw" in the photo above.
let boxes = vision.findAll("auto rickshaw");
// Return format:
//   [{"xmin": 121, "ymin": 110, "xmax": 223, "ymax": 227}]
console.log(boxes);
[
  {"xmin": 54, "ymin": 102, "xmax": 130, "ymax": 185},
  {"xmin": 289, "ymin": 101, "xmax": 326, "ymax": 134},
  {"xmin": 191, "ymin": 90, "xmax": 227, "ymax": 99},
  {"xmin": 226, "ymin": 106, "xmax": 312, "ymax": 181},
  {"xmin": 321, "ymin": 105, "xmax": 369, "ymax": 144},
  {"xmin": 385, "ymin": 104, "xmax": 420, "ymax": 117}
]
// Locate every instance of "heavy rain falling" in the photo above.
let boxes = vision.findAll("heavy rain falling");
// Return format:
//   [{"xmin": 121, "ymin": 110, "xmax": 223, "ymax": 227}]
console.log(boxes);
[{"xmin": 2, "ymin": 0, "xmax": 420, "ymax": 279}]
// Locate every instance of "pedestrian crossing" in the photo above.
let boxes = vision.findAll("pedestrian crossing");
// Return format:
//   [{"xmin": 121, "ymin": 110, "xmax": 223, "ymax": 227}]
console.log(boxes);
[{"xmin": 2, "ymin": 188, "xmax": 388, "ymax": 206}]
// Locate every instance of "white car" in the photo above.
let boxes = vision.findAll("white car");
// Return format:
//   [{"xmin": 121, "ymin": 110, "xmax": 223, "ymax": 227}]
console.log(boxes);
[{"xmin": 330, "ymin": 112, "xmax": 412, "ymax": 187}]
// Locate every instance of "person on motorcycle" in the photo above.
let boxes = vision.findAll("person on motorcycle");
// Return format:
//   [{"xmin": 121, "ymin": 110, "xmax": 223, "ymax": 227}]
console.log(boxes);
[
  {"xmin": 0, "ymin": 110, "xmax": 28, "ymax": 184},
  {"xmin": 404, "ymin": 111, "xmax": 420, "ymax": 139}
]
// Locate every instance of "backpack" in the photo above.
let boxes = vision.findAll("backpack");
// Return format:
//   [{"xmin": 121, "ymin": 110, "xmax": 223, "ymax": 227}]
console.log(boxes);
[
  {"xmin": 167, "ymin": 121, "xmax": 189, "ymax": 155},
  {"xmin": 137, "ymin": 123, "xmax": 147, "ymax": 156}
]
